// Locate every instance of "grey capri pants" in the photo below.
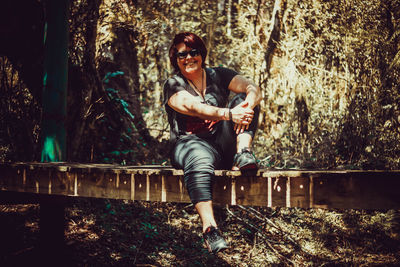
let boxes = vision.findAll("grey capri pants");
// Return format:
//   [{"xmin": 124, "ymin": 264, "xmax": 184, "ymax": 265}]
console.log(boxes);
[{"xmin": 170, "ymin": 93, "xmax": 259, "ymax": 204}]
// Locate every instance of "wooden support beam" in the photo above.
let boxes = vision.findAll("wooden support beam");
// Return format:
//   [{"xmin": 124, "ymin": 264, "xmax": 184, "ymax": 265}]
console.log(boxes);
[
  {"xmin": 1, "ymin": 163, "xmax": 400, "ymax": 209},
  {"xmin": 41, "ymin": 0, "xmax": 69, "ymax": 162}
]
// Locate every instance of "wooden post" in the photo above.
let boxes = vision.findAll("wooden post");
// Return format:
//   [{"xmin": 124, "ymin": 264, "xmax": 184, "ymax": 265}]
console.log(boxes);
[
  {"xmin": 41, "ymin": 0, "xmax": 68, "ymax": 162},
  {"xmin": 39, "ymin": 0, "xmax": 69, "ymax": 263}
]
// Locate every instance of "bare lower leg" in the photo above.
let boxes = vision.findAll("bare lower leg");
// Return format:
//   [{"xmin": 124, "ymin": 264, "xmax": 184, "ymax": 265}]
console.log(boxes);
[
  {"xmin": 231, "ymin": 133, "xmax": 254, "ymax": 170},
  {"xmin": 195, "ymin": 200, "xmax": 217, "ymax": 233},
  {"xmin": 236, "ymin": 133, "xmax": 253, "ymax": 153}
]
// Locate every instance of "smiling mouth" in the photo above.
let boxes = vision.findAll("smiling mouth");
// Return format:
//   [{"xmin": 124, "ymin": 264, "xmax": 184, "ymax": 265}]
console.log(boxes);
[{"xmin": 184, "ymin": 61, "xmax": 198, "ymax": 66}]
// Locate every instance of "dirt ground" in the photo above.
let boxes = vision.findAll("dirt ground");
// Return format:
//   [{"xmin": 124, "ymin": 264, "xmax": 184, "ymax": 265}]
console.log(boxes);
[{"xmin": 1, "ymin": 198, "xmax": 400, "ymax": 266}]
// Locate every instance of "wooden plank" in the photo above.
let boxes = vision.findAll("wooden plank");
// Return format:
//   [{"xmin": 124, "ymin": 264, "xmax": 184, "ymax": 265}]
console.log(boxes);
[
  {"xmin": 115, "ymin": 172, "xmax": 131, "ymax": 200},
  {"xmin": 213, "ymin": 175, "xmax": 231, "ymax": 205},
  {"xmin": 149, "ymin": 174, "xmax": 162, "ymax": 202},
  {"xmin": 271, "ymin": 176, "xmax": 287, "ymax": 207},
  {"xmin": 133, "ymin": 174, "xmax": 147, "ymax": 201},
  {"xmin": 290, "ymin": 176, "xmax": 310, "ymax": 208},
  {"xmin": 235, "ymin": 176, "xmax": 268, "ymax": 206},
  {"xmin": 1, "ymin": 163, "xmax": 400, "ymax": 209},
  {"xmin": 311, "ymin": 172, "xmax": 400, "ymax": 209},
  {"xmin": 162, "ymin": 174, "xmax": 190, "ymax": 203}
]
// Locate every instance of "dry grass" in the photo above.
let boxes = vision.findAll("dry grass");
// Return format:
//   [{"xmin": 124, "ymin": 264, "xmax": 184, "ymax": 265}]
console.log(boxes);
[
  {"xmin": 129, "ymin": 0, "xmax": 400, "ymax": 169},
  {"xmin": 1, "ymin": 200, "xmax": 399, "ymax": 266},
  {"xmin": 1, "ymin": 0, "xmax": 399, "ymax": 167}
]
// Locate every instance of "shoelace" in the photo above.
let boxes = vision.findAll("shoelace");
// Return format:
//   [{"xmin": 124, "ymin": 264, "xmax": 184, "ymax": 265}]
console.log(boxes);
[
  {"xmin": 237, "ymin": 149, "xmax": 253, "ymax": 160},
  {"xmin": 241, "ymin": 150, "xmax": 253, "ymax": 156},
  {"xmin": 240, "ymin": 147, "xmax": 252, "ymax": 154},
  {"xmin": 204, "ymin": 228, "xmax": 221, "ymax": 243}
]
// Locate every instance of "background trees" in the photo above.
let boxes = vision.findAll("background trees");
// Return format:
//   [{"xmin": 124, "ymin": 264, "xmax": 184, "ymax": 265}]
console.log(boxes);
[{"xmin": 0, "ymin": 0, "xmax": 399, "ymax": 169}]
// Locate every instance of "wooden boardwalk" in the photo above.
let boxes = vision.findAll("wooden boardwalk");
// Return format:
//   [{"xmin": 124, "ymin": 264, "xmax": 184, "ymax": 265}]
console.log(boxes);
[{"xmin": 1, "ymin": 162, "xmax": 400, "ymax": 209}]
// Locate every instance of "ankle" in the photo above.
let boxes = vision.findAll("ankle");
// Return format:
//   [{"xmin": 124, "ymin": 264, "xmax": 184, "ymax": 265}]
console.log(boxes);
[
  {"xmin": 237, "ymin": 147, "xmax": 251, "ymax": 153},
  {"xmin": 203, "ymin": 224, "xmax": 217, "ymax": 233},
  {"xmin": 236, "ymin": 133, "xmax": 252, "ymax": 152}
]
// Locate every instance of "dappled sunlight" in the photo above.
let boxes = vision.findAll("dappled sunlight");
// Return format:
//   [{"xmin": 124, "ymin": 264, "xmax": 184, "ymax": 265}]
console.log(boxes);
[{"xmin": 1, "ymin": 199, "xmax": 399, "ymax": 266}]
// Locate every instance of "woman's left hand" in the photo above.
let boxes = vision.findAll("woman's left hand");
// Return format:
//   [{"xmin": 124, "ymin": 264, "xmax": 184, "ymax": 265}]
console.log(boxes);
[
  {"xmin": 233, "ymin": 100, "xmax": 253, "ymax": 134},
  {"xmin": 234, "ymin": 121, "xmax": 250, "ymax": 134}
]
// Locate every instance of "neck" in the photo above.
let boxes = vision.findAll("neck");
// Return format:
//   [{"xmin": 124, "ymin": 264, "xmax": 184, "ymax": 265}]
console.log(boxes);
[
  {"xmin": 183, "ymin": 67, "xmax": 203, "ymax": 82},
  {"xmin": 185, "ymin": 68, "xmax": 205, "ymax": 96}
]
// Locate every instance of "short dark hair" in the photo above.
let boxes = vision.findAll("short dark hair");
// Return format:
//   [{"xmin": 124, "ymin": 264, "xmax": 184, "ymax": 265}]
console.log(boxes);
[{"xmin": 169, "ymin": 32, "xmax": 207, "ymax": 73}]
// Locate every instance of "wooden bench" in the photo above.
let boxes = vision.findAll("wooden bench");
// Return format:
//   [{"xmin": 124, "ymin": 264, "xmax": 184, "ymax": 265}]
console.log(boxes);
[
  {"xmin": 1, "ymin": 162, "xmax": 399, "ymax": 263},
  {"xmin": 1, "ymin": 162, "xmax": 400, "ymax": 209}
]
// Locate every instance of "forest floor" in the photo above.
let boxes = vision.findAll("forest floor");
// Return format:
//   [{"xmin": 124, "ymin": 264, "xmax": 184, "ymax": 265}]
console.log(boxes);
[{"xmin": 1, "ymin": 198, "xmax": 400, "ymax": 266}]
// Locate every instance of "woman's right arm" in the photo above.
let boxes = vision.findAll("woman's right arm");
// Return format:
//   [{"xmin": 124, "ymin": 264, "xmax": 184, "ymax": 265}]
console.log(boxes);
[{"xmin": 168, "ymin": 90, "xmax": 254, "ymax": 124}]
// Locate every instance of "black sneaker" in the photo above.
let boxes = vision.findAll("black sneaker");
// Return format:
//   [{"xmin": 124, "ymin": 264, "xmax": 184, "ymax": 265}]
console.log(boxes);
[
  {"xmin": 203, "ymin": 226, "xmax": 229, "ymax": 253},
  {"xmin": 233, "ymin": 147, "xmax": 258, "ymax": 170}
]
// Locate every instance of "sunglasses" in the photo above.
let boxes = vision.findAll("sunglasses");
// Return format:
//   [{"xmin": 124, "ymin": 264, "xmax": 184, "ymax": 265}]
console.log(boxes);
[{"xmin": 177, "ymin": 49, "xmax": 200, "ymax": 59}]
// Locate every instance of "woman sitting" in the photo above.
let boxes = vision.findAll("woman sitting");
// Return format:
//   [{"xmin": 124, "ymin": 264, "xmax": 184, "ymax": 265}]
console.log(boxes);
[{"xmin": 163, "ymin": 32, "xmax": 261, "ymax": 253}]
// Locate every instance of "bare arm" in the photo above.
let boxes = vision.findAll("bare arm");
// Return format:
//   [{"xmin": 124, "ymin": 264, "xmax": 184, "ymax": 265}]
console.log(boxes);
[
  {"xmin": 227, "ymin": 75, "xmax": 261, "ymax": 133},
  {"xmin": 228, "ymin": 75, "xmax": 262, "ymax": 109},
  {"xmin": 167, "ymin": 90, "xmax": 254, "ymax": 124},
  {"xmin": 168, "ymin": 90, "xmax": 229, "ymax": 121}
]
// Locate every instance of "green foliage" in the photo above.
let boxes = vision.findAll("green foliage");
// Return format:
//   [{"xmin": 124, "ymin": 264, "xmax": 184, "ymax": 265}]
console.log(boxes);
[
  {"xmin": 103, "ymin": 71, "xmax": 125, "ymax": 84},
  {"xmin": 1, "ymin": 0, "xmax": 399, "ymax": 168},
  {"xmin": 129, "ymin": 0, "xmax": 400, "ymax": 169},
  {"xmin": 140, "ymin": 222, "xmax": 159, "ymax": 239}
]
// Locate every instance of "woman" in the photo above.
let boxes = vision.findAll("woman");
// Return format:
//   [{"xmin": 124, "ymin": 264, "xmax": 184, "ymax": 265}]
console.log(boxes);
[{"xmin": 163, "ymin": 32, "xmax": 261, "ymax": 253}]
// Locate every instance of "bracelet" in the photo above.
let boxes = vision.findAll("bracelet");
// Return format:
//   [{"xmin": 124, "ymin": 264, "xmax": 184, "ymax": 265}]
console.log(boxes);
[{"xmin": 229, "ymin": 109, "xmax": 232, "ymax": 121}]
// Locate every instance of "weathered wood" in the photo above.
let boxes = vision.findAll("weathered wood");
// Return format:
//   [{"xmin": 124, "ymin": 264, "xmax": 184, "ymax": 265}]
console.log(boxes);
[
  {"xmin": 1, "ymin": 162, "xmax": 400, "ymax": 209},
  {"xmin": 41, "ymin": 0, "xmax": 69, "ymax": 162}
]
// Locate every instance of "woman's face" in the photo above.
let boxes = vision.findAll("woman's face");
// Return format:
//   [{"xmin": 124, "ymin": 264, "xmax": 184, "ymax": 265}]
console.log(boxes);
[{"xmin": 176, "ymin": 42, "xmax": 203, "ymax": 76}]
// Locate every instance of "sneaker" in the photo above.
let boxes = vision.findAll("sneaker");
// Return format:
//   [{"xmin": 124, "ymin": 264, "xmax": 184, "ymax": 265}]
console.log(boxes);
[
  {"xmin": 203, "ymin": 226, "xmax": 229, "ymax": 253},
  {"xmin": 233, "ymin": 147, "xmax": 258, "ymax": 170}
]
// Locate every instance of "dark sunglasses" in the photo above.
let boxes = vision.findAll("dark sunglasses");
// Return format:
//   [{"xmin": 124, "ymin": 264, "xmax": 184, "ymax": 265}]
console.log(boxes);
[{"xmin": 177, "ymin": 49, "xmax": 200, "ymax": 59}]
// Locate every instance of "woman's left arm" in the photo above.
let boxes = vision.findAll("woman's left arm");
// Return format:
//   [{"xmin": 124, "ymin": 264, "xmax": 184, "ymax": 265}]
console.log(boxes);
[
  {"xmin": 228, "ymin": 75, "xmax": 262, "ymax": 110},
  {"xmin": 228, "ymin": 75, "xmax": 262, "ymax": 133}
]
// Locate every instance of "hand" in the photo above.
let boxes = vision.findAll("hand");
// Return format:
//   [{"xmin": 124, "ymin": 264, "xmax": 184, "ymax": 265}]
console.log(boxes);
[
  {"xmin": 231, "ymin": 101, "xmax": 254, "ymax": 134},
  {"xmin": 234, "ymin": 122, "xmax": 249, "ymax": 134}
]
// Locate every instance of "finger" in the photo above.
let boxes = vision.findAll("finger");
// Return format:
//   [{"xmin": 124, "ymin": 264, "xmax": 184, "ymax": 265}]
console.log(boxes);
[
  {"xmin": 239, "ymin": 124, "xmax": 246, "ymax": 134},
  {"xmin": 245, "ymin": 115, "xmax": 253, "ymax": 121},
  {"xmin": 242, "ymin": 117, "xmax": 251, "ymax": 125},
  {"xmin": 236, "ymin": 124, "xmax": 242, "ymax": 134},
  {"xmin": 236, "ymin": 124, "xmax": 243, "ymax": 134}
]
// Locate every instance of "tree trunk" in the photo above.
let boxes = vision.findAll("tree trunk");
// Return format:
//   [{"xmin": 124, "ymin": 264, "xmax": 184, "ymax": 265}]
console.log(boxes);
[{"xmin": 67, "ymin": 0, "xmax": 102, "ymax": 161}]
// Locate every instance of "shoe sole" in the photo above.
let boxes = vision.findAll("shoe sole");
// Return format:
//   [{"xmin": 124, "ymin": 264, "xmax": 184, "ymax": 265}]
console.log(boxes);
[
  {"xmin": 240, "ymin": 163, "xmax": 258, "ymax": 170},
  {"xmin": 205, "ymin": 243, "xmax": 229, "ymax": 253},
  {"xmin": 204, "ymin": 240, "xmax": 229, "ymax": 254}
]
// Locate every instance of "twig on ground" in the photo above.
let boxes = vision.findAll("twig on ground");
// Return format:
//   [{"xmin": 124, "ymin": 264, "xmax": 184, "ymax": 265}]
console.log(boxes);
[
  {"xmin": 237, "ymin": 205, "xmax": 313, "ymax": 257},
  {"xmin": 133, "ymin": 239, "xmax": 143, "ymax": 265},
  {"xmin": 167, "ymin": 203, "xmax": 193, "ymax": 225},
  {"xmin": 226, "ymin": 206, "xmax": 296, "ymax": 266}
]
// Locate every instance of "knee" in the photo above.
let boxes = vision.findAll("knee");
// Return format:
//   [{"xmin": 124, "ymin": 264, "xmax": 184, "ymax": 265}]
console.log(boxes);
[
  {"xmin": 183, "ymin": 149, "xmax": 218, "ymax": 174},
  {"xmin": 185, "ymin": 158, "xmax": 214, "ymax": 175},
  {"xmin": 229, "ymin": 93, "xmax": 260, "ymax": 113},
  {"xmin": 228, "ymin": 93, "xmax": 246, "ymax": 108}
]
